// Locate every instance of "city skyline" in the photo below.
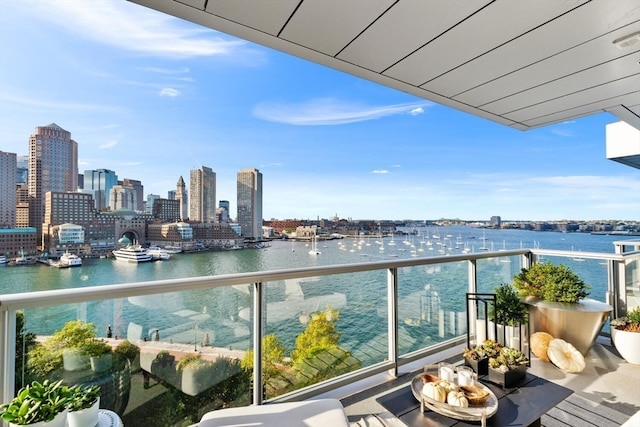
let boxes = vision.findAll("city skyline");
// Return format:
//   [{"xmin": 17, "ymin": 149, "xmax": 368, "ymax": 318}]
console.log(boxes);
[{"xmin": 1, "ymin": 1, "xmax": 639, "ymax": 221}]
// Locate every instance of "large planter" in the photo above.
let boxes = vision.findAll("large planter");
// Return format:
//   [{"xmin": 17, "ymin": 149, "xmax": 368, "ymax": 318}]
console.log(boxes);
[
  {"xmin": 68, "ymin": 398, "xmax": 100, "ymax": 427},
  {"xmin": 611, "ymin": 328, "xmax": 640, "ymax": 364},
  {"xmin": 90, "ymin": 353, "xmax": 112, "ymax": 373},
  {"xmin": 526, "ymin": 298, "xmax": 612, "ymax": 355}
]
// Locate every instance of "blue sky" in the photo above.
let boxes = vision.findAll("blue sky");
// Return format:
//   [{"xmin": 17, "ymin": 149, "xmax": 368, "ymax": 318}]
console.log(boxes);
[{"xmin": 1, "ymin": 1, "xmax": 638, "ymax": 222}]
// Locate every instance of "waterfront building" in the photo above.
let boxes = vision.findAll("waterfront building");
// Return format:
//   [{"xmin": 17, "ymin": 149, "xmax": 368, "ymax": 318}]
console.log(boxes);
[
  {"xmin": 123, "ymin": 178, "xmax": 145, "ymax": 212},
  {"xmin": 489, "ymin": 216, "xmax": 501, "ymax": 228},
  {"xmin": 16, "ymin": 155, "xmax": 28, "ymax": 184},
  {"xmin": 237, "ymin": 168, "xmax": 262, "ymax": 239},
  {"xmin": 110, "ymin": 185, "xmax": 138, "ymax": 211},
  {"xmin": 217, "ymin": 200, "xmax": 230, "ymax": 222},
  {"xmin": 152, "ymin": 198, "xmax": 180, "ymax": 222},
  {"xmin": 189, "ymin": 167, "xmax": 216, "ymax": 223},
  {"xmin": 83, "ymin": 169, "xmax": 118, "ymax": 211},
  {"xmin": 147, "ymin": 221, "xmax": 193, "ymax": 248},
  {"xmin": 190, "ymin": 222, "xmax": 241, "ymax": 248},
  {"xmin": 175, "ymin": 176, "xmax": 188, "ymax": 220},
  {"xmin": 0, "ymin": 227, "xmax": 37, "ymax": 258},
  {"xmin": 51, "ymin": 223, "xmax": 85, "ymax": 252},
  {"xmin": 167, "ymin": 190, "xmax": 176, "ymax": 200},
  {"xmin": 28, "ymin": 123, "xmax": 78, "ymax": 244},
  {"xmin": 42, "ymin": 192, "xmax": 94, "ymax": 253},
  {"xmin": 0, "ymin": 151, "xmax": 17, "ymax": 227},
  {"xmin": 107, "ymin": 208, "xmax": 153, "ymax": 246}
]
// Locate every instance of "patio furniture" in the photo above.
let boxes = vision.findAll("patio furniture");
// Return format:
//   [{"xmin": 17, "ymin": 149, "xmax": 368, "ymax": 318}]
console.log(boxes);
[
  {"xmin": 196, "ymin": 398, "xmax": 350, "ymax": 427},
  {"xmin": 377, "ymin": 371, "xmax": 572, "ymax": 426}
]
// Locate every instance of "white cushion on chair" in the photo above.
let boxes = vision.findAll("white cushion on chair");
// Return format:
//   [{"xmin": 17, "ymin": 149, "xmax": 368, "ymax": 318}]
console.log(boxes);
[{"xmin": 198, "ymin": 398, "xmax": 349, "ymax": 427}]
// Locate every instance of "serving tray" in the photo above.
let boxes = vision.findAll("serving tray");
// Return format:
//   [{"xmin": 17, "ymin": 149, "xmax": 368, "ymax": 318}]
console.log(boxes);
[{"xmin": 410, "ymin": 374, "xmax": 498, "ymax": 423}]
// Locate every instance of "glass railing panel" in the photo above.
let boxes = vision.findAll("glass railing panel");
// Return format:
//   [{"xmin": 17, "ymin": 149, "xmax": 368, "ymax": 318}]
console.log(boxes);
[
  {"xmin": 397, "ymin": 261, "xmax": 468, "ymax": 354},
  {"xmin": 260, "ymin": 270, "xmax": 387, "ymax": 399},
  {"xmin": 16, "ymin": 285, "xmax": 254, "ymax": 427},
  {"xmin": 625, "ymin": 255, "xmax": 640, "ymax": 310},
  {"xmin": 476, "ymin": 255, "xmax": 524, "ymax": 294},
  {"xmin": 539, "ymin": 255, "xmax": 610, "ymax": 303}
]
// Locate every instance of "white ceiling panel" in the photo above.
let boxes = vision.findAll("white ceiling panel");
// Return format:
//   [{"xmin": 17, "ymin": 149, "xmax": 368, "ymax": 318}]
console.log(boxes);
[
  {"xmin": 205, "ymin": 0, "xmax": 299, "ymax": 36},
  {"xmin": 454, "ymin": 24, "xmax": 640, "ymax": 107},
  {"xmin": 278, "ymin": 0, "xmax": 394, "ymax": 56},
  {"xmin": 130, "ymin": 0, "xmax": 640, "ymax": 131},
  {"xmin": 505, "ymin": 75, "xmax": 640, "ymax": 123},
  {"xmin": 425, "ymin": 0, "xmax": 638, "ymax": 98},
  {"xmin": 336, "ymin": 0, "xmax": 489, "ymax": 73},
  {"xmin": 383, "ymin": 0, "xmax": 584, "ymax": 86},
  {"xmin": 484, "ymin": 54, "xmax": 640, "ymax": 116}
]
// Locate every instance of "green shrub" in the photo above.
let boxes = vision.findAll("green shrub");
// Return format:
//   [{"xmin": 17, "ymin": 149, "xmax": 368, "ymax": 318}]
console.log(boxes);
[{"xmin": 513, "ymin": 262, "xmax": 589, "ymax": 303}]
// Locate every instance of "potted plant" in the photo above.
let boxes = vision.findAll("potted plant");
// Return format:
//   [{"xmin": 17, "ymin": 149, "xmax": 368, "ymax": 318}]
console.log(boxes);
[
  {"xmin": 114, "ymin": 340, "xmax": 140, "ymax": 372},
  {"xmin": 513, "ymin": 262, "xmax": 611, "ymax": 355},
  {"xmin": 610, "ymin": 306, "xmax": 640, "ymax": 364},
  {"xmin": 67, "ymin": 384, "xmax": 100, "ymax": 427},
  {"xmin": 0, "ymin": 379, "xmax": 70, "ymax": 427},
  {"xmin": 85, "ymin": 339, "xmax": 112, "ymax": 373},
  {"xmin": 488, "ymin": 283, "xmax": 528, "ymax": 348},
  {"xmin": 487, "ymin": 347, "xmax": 529, "ymax": 388},
  {"xmin": 463, "ymin": 339, "xmax": 502, "ymax": 375}
]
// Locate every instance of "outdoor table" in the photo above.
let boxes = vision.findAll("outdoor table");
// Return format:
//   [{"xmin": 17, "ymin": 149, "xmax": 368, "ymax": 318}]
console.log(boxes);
[{"xmin": 377, "ymin": 372, "xmax": 572, "ymax": 426}]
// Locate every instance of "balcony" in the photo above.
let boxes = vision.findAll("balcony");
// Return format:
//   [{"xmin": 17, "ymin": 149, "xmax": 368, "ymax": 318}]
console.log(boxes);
[{"xmin": 1, "ymin": 244, "xmax": 639, "ymax": 426}]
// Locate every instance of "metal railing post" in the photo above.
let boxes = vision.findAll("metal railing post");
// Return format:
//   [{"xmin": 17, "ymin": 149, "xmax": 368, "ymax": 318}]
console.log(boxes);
[
  {"xmin": 387, "ymin": 267, "xmax": 398, "ymax": 377},
  {"xmin": 252, "ymin": 281, "xmax": 263, "ymax": 405},
  {"xmin": 1, "ymin": 309, "xmax": 16, "ymax": 405}
]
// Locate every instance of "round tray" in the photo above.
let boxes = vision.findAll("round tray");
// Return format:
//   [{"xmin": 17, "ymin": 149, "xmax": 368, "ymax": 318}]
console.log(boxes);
[{"xmin": 410, "ymin": 374, "xmax": 498, "ymax": 422}]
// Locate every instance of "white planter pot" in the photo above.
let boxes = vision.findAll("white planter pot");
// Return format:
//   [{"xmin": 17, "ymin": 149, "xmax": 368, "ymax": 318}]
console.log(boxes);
[
  {"xmin": 611, "ymin": 328, "xmax": 640, "ymax": 364},
  {"xmin": 10, "ymin": 409, "xmax": 68, "ymax": 427},
  {"xmin": 68, "ymin": 397, "xmax": 100, "ymax": 427},
  {"xmin": 91, "ymin": 353, "xmax": 112, "ymax": 372}
]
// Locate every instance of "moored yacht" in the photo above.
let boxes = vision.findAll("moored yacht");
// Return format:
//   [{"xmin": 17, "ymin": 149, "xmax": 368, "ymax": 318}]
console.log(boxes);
[
  {"xmin": 147, "ymin": 246, "xmax": 171, "ymax": 261},
  {"xmin": 58, "ymin": 252, "xmax": 82, "ymax": 268},
  {"xmin": 112, "ymin": 245, "xmax": 152, "ymax": 263}
]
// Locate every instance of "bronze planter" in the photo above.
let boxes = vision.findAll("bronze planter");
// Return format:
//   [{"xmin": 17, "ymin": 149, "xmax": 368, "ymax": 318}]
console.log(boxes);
[{"xmin": 526, "ymin": 298, "xmax": 612, "ymax": 355}]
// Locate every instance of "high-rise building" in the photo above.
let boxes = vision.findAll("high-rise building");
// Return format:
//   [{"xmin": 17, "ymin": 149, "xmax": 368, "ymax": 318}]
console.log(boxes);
[
  {"xmin": 189, "ymin": 167, "xmax": 216, "ymax": 223},
  {"xmin": 110, "ymin": 185, "xmax": 137, "ymax": 211},
  {"xmin": 0, "ymin": 151, "xmax": 17, "ymax": 227},
  {"xmin": 28, "ymin": 123, "xmax": 78, "ymax": 243},
  {"xmin": 16, "ymin": 155, "xmax": 28, "ymax": 184},
  {"xmin": 176, "ymin": 176, "xmax": 188, "ymax": 221},
  {"xmin": 237, "ymin": 168, "xmax": 262, "ymax": 239},
  {"xmin": 217, "ymin": 200, "xmax": 230, "ymax": 222},
  {"xmin": 167, "ymin": 190, "xmax": 176, "ymax": 200},
  {"xmin": 122, "ymin": 178, "xmax": 144, "ymax": 212},
  {"xmin": 84, "ymin": 169, "xmax": 118, "ymax": 211}
]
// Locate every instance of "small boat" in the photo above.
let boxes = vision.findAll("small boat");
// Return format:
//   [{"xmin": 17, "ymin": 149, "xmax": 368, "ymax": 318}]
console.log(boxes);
[
  {"xmin": 163, "ymin": 245, "xmax": 183, "ymax": 254},
  {"xmin": 308, "ymin": 236, "xmax": 321, "ymax": 255},
  {"xmin": 112, "ymin": 245, "xmax": 152, "ymax": 263},
  {"xmin": 57, "ymin": 252, "xmax": 82, "ymax": 268},
  {"xmin": 0, "ymin": 255, "xmax": 7, "ymax": 264},
  {"xmin": 147, "ymin": 246, "xmax": 171, "ymax": 261}
]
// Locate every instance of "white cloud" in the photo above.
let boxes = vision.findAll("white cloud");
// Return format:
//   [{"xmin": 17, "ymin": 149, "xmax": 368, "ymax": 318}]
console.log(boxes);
[
  {"xmin": 100, "ymin": 140, "xmax": 118, "ymax": 149},
  {"xmin": 372, "ymin": 170, "xmax": 389, "ymax": 174},
  {"xmin": 409, "ymin": 107, "xmax": 424, "ymax": 115},
  {"xmin": 253, "ymin": 98, "xmax": 432, "ymax": 125},
  {"xmin": 159, "ymin": 88, "xmax": 180, "ymax": 97},
  {"xmin": 29, "ymin": 1, "xmax": 247, "ymax": 59}
]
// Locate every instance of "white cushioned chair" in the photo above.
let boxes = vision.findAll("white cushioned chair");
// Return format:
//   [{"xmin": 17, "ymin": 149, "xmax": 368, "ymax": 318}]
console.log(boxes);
[{"xmin": 197, "ymin": 398, "xmax": 350, "ymax": 427}]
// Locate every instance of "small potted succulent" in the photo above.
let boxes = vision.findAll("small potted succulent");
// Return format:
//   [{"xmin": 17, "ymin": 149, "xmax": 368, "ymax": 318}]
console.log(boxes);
[
  {"xmin": 610, "ymin": 306, "xmax": 640, "ymax": 364},
  {"xmin": 0, "ymin": 379, "xmax": 70, "ymax": 427},
  {"xmin": 462, "ymin": 339, "xmax": 502, "ymax": 375},
  {"xmin": 67, "ymin": 384, "xmax": 101, "ymax": 427},
  {"xmin": 487, "ymin": 347, "xmax": 529, "ymax": 388}
]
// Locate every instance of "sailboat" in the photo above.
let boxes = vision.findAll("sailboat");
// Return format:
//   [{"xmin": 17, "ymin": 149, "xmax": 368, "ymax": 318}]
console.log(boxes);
[{"xmin": 308, "ymin": 236, "xmax": 321, "ymax": 255}]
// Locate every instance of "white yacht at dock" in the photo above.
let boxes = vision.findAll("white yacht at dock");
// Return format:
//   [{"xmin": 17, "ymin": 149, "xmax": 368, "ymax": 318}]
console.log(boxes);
[
  {"xmin": 57, "ymin": 252, "xmax": 82, "ymax": 268},
  {"xmin": 147, "ymin": 246, "xmax": 171, "ymax": 261},
  {"xmin": 112, "ymin": 245, "xmax": 152, "ymax": 263}
]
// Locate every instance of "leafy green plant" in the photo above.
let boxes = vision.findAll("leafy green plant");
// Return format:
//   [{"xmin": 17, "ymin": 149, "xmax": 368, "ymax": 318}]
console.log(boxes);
[
  {"xmin": 489, "ymin": 347, "xmax": 529, "ymax": 371},
  {"xmin": 512, "ymin": 262, "xmax": 590, "ymax": 303},
  {"xmin": 463, "ymin": 339, "xmax": 502, "ymax": 361},
  {"xmin": 489, "ymin": 283, "xmax": 529, "ymax": 326},
  {"xmin": 114, "ymin": 340, "xmax": 139, "ymax": 362},
  {"xmin": 177, "ymin": 354, "xmax": 208, "ymax": 371},
  {"xmin": 0, "ymin": 379, "xmax": 71, "ymax": 425},
  {"xmin": 28, "ymin": 320, "xmax": 109, "ymax": 378},
  {"xmin": 67, "ymin": 384, "xmax": 100, "ymax": 412}
]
